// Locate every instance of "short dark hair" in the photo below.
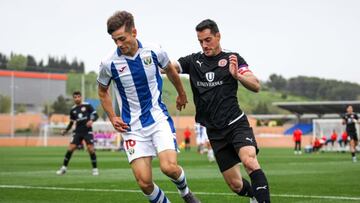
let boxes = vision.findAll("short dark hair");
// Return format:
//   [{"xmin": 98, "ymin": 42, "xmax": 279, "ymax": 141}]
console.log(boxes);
[
  {"xmin": 73, "ymin": 91, "xmax": 81, "ymax": 96},
  {"xmin": 195, "ymin": 19, "xmax": 219, "ymax": 35},
  {"xmin": 107, "ymin": 10, "xmax": 135, "ymax": 34}
]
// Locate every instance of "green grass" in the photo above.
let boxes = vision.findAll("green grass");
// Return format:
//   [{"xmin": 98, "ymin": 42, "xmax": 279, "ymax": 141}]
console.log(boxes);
[{"xmin": 0, "ymin": 147, "xmax": 359, "ymax": 202}]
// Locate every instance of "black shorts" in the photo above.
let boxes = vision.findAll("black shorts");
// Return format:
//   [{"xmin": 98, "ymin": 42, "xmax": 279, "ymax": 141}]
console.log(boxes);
[
  {"xmin": 70, "ymin": 131, "xmax": 94, "ymax": 145},
  {"xmin": 348, "ymin": 131, "xmax": 358, "ymax": 141},
  {"xmin": 184, "ymin": 138, "xmax": 190, "ymax": 144},
  {"xmin": 207, "ymin": 115, "xmax": 259, "ymax": 172}
]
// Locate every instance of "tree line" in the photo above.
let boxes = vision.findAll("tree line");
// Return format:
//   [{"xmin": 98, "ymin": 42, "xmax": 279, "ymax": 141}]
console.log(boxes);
[
  {"xmin": 266, "ymin": 74, "xmax": 360, "ymax": 100},
  {"xmin": 0, "ymin": 52, "xmax": 84, "ymax": 73}
]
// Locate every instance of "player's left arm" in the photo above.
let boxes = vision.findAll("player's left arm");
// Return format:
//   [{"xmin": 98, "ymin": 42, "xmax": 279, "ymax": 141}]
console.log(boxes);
[
  {"xmin": 163, "ymin": 62, "xmax": 188, "ymax": 111},
  {"xmin": 229, "ymin": 54, "xmax": 260, "ymax": 92}
]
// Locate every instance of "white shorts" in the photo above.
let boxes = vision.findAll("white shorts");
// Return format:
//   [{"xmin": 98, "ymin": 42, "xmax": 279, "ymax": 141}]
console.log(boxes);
[{"xmin": 122, "ymin": 119, "xmax": 178, "ymax": 163}]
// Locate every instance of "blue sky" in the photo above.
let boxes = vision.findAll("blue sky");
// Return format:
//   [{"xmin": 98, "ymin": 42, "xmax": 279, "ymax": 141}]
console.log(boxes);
[{"xmin": 1, "ymin": 0, "xmax": 359, "ymax": 84}]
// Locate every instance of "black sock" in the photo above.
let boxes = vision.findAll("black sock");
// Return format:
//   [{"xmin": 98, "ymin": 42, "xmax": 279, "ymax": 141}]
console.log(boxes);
[
  {"xmin": 63, "ymin": 150, "xmax": 73, "ymax": 167},
  {"xmin": 352, "ymin": 152, "xmax": 356, "ymax": 157},
  {"xmin": 237, "ymin": 178, "xmax": 254, "ymax": 198},
  {"xmin": 90, "ymin": 152, "xmax": 97, "ymax": 168},
  {"xmin": 250, "ymin": 169, "xmax": 270, "ymax": 203}
]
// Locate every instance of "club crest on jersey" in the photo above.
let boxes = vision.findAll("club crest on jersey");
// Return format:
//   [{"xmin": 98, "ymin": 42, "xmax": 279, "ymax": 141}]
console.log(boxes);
[
  {"xmin": 205, "ymin": 72, "xmax": 215, "ymax": 82},
  {"xmin": 143, "ymin": 56, "xmax": 153, "ymax": 66},
  {"xmin": 218, "ymin": 59, "xmax": 227, "ymax": 67},
  {"xmin": 81, "ymin": 107, "xmax": 86, "ymax": 112},
  {"xmin": 128, "ymin": 147, "xmax": 135, "ymax": 155}
]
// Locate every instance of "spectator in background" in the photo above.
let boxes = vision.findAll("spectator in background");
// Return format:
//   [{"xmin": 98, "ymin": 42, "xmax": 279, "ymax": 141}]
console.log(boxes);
[
  {"xmin": 330, "ymin": 130, "xmax": 338, "ymax": 150},
  {"xmin": 338, "ymin": 131, "xmax": 349, "ymax": 151},
  {"xmin": 184, "ymin": 127, "xmax": 191, "ymax": 151},
  {"xmin": 313, "ymin": 137, "xmax": 323, "ymax": 152},
  {"xmin": 293, "ymin": 128, "xmax": 302, "ymax": 155}
]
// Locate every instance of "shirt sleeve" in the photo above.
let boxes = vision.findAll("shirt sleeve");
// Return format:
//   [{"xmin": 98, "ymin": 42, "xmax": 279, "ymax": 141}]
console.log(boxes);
[
  {"xmin": 177, "ymin": 55, "xmax": 192, "ymax": 74},
  {"xmin": 97, "ymin": 61, "xmax": 112, "ymax": 87},
  {"xmin": 236, "ymin": 54, "xmax": 251, "ymax": 75},
  {"xmin": 153, "ymin": 45, "xmax": 170, "ymax": 69}
]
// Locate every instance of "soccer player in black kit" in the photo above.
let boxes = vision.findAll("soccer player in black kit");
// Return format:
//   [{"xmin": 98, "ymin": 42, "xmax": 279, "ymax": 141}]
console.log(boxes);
[
  {"xmin": 173, "ymin": 19, "xmax": 270, "ymax": 203},
  {"xmin": 56, "ymin": 91, "xmax": 99, "ymax": 175},
  {"xmin": 342, "ymin": 105, "xmax": 359, "ymax": 162}
]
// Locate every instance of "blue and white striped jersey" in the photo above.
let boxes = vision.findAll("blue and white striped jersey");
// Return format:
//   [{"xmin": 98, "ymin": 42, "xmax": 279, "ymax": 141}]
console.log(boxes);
[{"xmin": 97, "ymin": 40, "xmax": 174, "ymax": 131}]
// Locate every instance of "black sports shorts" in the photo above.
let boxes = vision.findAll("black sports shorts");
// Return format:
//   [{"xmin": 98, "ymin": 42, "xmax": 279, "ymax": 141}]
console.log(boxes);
[
  {"xmin": 70, "ymin": 131, "xmax": 94, "ymax": 145},
  {"xmin": 348, "ymin": 131, "xmax": 358, "ymax": 142},
  {"xmin": 207, "ymin": 115, "xmax": 259, "ymax": 172}
]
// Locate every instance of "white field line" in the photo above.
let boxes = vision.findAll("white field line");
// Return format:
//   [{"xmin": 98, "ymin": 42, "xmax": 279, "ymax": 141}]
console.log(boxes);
[{"xmin": 1, "ymin": 185, "xmax": 360, "ymax": 201}]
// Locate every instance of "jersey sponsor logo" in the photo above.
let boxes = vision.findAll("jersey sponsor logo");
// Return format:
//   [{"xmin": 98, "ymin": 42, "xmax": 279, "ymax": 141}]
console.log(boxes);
[
  {"xmin": 197, "ymin": 80, "xmax": 223, "ymax": 87},
  {"xmin": 81, "ymin": 107, "xmax": 86, "ymax": 112},
  {"xmin": 196, "ymin": 60, "xmax": 203, "ymax": 67},
  {"xmin": 78, "ymin": 113, "xmax": 83, "ymax": 118},
  {"xmin": 205, "ymin": 72, "xmax": 215, "ymax": 82},
  {"xmin": 218, "ymin": 59, "xmax": 227, "ymax": 67},
  {"xmin": 143, "ymin": 56, "xmax": 153, "ymax": 66},
  {"xmin": 118, "ymin": 66, "xmax": 127, "ymax": 72}
]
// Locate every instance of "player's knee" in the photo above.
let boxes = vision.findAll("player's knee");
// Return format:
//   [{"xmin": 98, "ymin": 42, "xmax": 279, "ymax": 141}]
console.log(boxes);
[
  {"xmin": 242, "ymin": 156, "xmax": 260, "ymax": 172},
  {"xmin": 160, "ymin": 162, "xmax": 178, "ymax": 177},
  {"xmin": 136, "ymin": 178, "xmax": 153, "ymax": 193},
  {"xmin": 226, "ymin": 178, "xmax": 243, "ymax": 193}
]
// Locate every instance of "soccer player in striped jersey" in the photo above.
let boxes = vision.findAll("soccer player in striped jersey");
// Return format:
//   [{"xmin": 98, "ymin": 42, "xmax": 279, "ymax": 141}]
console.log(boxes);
[{"xmin": 97, "ymin": 11, "xmax": 200, "ymax": 203}]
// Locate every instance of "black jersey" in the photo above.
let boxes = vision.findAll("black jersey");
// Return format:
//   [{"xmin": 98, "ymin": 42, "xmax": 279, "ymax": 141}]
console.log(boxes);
[
  {"xmin": 178, "ymin": 51, "xmax": 248, "ymax": 129},
  {"xmin": 69, "ymin": 103, "xmax": 98, "ymax": 133},
  {"xmin": 343, "ymin": 113, "xmax": 358, "ymax": 133}
]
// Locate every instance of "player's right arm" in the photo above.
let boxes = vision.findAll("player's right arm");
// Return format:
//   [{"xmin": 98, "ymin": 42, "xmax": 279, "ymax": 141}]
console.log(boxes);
[
  {"xmin": 98, "ymin": 85, "xmax": 129, "ymax": 132},
  {"xmin": 62, "ymin": 120, "xmax": 74, "ymax": 135}
]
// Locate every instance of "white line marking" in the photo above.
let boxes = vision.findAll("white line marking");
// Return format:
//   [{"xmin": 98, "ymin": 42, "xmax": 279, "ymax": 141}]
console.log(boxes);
[{"xmin": 1, "ymin": 185, "xmax": 360, "ymax": 201}]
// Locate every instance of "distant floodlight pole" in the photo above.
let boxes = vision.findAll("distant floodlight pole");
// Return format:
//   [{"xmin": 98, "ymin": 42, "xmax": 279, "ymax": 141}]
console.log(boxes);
[{"xmin": 10, "ymin": 71, "xmax": 15, "ymax": 138}]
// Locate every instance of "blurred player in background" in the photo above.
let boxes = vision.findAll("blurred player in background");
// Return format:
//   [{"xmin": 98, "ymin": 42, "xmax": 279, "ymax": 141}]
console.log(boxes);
[
  {"xmin": 342, "ymin": 105, "xmax": 359, "ymax": 162},
  {"xmin": 184, "ymin": 127, "xmax": 191, "ymax": 151},
  {"xmin": 173, "ymin": 19, "xmax": 270, "ymax": 203},
  {"xmin": 56, "ymin": 91, "xmax": 99, "ymax": 175},
  {"xmin": 97, "ymin": 10, "xmax": 200, "ymax": 203},
  {"xmin": 293, "ymin": 128, "xmax": 302, "ymax": 155}
]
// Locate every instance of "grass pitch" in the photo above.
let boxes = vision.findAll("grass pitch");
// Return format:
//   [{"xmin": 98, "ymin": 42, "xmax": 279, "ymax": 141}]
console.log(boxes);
[{"xmin": 0, "ymin": 147, "xmax": 359, "ymax": 202}]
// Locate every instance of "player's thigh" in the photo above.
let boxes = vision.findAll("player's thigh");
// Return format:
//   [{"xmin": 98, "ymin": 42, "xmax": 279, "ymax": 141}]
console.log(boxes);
[
  {"xmin": 83, "ymin": 132, "xmax": 95, "ymax": 145},
  {"xmin": 70, "ymin": 133, "xmax": 82, "ymax": 146},
  {"xmin": 130, "ymin": 156, "xmax": 153, "ymax": 185},
  {"xmin": 209, "ymin": 138, "xmax": 240, "ymax": 173},
  {"xmin": 152, "ymin": 121, "xmax": 178, "ymax": 153}
]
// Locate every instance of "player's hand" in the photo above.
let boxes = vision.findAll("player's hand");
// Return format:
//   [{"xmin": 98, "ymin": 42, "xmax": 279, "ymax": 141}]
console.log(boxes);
[
  {"xmin": 61, "ymin": 130, "xmax": 66, "ymax": 136},
  {"xmin": 176, "ymin": 92, "xmax": 188, "ymax": 111},
  {"xmin": 86, "ymin": 120, "xmax": 93, "ymax": 128},
  {"xmin": 110, "ymin": 117, "xmax": 129, "ymax": 132},
  {"xmin": 229, "ymin": 54, "xmax": 239, "ymax": 80}
]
